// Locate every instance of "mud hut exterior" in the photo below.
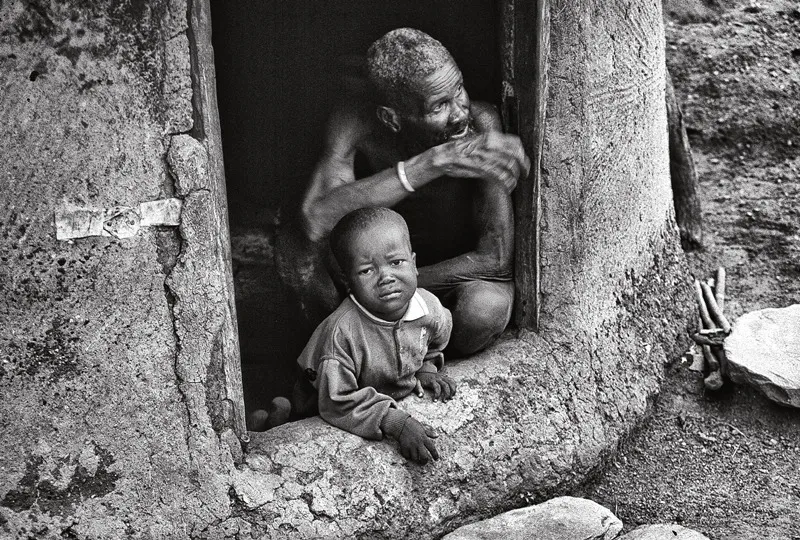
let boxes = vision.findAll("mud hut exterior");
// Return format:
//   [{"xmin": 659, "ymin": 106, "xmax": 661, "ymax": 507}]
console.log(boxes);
[{"xmin": 0, "ymin": 0, "xmax": 691, "ymax": 538}]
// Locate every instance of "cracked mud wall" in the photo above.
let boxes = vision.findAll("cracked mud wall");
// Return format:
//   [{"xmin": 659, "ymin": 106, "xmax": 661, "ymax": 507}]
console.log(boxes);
[
  {"xmin": 0, "ymin": 1, "xmax": 241, "ymax": 537},
  {"xmin": 1, "ymin": 0, "xmax": 693, "ymax": 538}
]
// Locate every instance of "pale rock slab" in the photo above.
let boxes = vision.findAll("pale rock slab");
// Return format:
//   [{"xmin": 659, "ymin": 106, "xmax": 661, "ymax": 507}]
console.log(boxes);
[
  {"xmin": 618, "ymin": 524, "xmax": 709, "ymax": 539},
  {"xmin": 442, "ymin": 496, "xmax": 622, "ymax": 540},
  {"xmin": 724, "ymin": 304, "xmax": 800, "ymax": 407}
]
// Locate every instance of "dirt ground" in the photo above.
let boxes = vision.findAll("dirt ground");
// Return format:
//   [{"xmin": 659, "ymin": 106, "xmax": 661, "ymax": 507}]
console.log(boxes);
[{"xmin": 576, "ymin": 1, "xmax": 800, "ymax": 539}]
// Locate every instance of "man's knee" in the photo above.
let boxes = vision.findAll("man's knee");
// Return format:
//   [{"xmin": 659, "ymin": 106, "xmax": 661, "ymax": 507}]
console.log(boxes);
[
  {"xmin": 447, "ymin": 281, "xmax": 513, "ymax": 356},
  {"xmin": 274, "ymin": 222, "xmax": 341, "ymax": 328}
]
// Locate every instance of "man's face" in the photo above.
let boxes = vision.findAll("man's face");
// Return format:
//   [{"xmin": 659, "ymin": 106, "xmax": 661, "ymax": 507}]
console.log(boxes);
[
  {"xmin": 398, "ymin": 58, "xmax": 474, "ymax": 150},
  {"xmin": 344, "ymin": 224, "xmax": 418, "ymax": 321}
]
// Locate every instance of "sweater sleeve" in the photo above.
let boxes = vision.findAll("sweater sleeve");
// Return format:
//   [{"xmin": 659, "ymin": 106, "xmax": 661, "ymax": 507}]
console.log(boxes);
[
  {"xmin": 317, "ymin": 357, "xmax": 410, "ymax": 440},
  {"xmin": 421, "ymin": 299, "xmax": 453, "ymax": 371}
]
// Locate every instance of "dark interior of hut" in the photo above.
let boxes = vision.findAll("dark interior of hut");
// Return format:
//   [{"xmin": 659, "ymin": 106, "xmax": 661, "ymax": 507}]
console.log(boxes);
[{"xmin": 210, "ymin": 0, "xmax": 502, "ymax": 415}]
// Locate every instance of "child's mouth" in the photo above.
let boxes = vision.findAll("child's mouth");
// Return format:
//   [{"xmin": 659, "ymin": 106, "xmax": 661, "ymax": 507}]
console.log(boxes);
[{"xmin": 379, "ymin": 291, "xmax": 402, "ymax": 300}]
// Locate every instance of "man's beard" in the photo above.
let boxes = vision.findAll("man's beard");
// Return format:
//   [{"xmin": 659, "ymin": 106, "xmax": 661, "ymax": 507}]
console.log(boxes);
[{"xmin": 402, "ymin": 115, "xmax": 476, "ymax": 154}]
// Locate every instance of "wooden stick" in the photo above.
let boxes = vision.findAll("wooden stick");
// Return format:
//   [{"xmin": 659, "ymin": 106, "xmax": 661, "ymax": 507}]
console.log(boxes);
[
  {"xmin": 666, "ymin": 69, "xmax": 703, "ymax": 250},
  {"xmin": 693, "ymin": 280, "xmax": 716, "ymax": 329},
  {"xmin": 700, "ymin": 281, "xmax": 731, "ymax": 334},
  {"xmin": 715, "ymin": 267, "xmax": 726, "ymax": 313},
  {"xmin": 714, "ymin": 346, "xmax": 727, "ymax": 376},
  {"xmin": 699, "ymin": 328, "xmax": 728, "ymax": 339},
  {"xmin": 702, "ymin": 345, "xmax": 720, "ymax": 370},
  {"xmin": 691, "ymin": 333, "xmax": 725, "ymax": 346}
]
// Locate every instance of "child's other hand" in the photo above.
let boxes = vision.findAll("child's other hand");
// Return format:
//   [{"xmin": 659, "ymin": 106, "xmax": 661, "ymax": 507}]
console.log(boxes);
[
  {"xmin": 397, "ymin": 417, "xmax": 439, "ymax": 464},
  {"xmin": 417, "ymin": 372, "xmax": 456, "ymax": 402}
]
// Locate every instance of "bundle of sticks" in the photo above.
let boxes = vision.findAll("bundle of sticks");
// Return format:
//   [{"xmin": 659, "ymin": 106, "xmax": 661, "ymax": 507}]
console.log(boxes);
[{"xmin": 690, "ymin": 267, "xmax": 731, "ymax": 390}]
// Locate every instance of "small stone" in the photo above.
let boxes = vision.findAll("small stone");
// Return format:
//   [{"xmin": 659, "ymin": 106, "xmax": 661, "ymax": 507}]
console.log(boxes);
[
  {"xmin": 704, "ymin": 370, "xmax": 723, "ymax": 391},
  {"xmin": 618, "ymin": 524, "xmax": 710, "ymax": 539},
  {"xmin": 724, "ymin": 304, "xmax": 800, "ymax": 407},
  {"xmin": 442, "ymin": 496, "xmax": 622, "ymax": 540}
]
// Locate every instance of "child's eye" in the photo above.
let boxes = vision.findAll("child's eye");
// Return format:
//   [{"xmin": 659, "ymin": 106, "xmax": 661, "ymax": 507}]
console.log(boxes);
[{"xmin": 358, "ymin": 268, "xmax": 372, "ymax": 275}]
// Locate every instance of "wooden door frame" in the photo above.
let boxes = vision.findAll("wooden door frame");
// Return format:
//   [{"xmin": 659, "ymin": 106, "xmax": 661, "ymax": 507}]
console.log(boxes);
[
  {"xmin": 501, "ymin": 0, "xmax": 549, "ymax": 331},
  {"xmin": 191, "ymin": 0, "xmax": 551, "ymax": 436}
]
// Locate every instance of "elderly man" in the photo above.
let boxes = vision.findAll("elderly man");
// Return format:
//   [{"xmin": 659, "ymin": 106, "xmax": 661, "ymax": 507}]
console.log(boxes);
[{"xmin": 277, "ymin": 28, "xmax": 530, "ymax": 356}]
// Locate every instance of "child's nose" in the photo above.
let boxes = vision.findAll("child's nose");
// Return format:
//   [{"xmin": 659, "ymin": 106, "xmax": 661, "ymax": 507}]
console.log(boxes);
[{"xmin": 378, "ymin": 268, "xmax": 396, "ymax": 284}]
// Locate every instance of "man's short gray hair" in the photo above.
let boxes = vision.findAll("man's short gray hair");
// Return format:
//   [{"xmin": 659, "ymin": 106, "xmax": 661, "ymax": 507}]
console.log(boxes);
[{"xmin": 366, "ymin": 28, "xmax": 454, "ymax": 111}]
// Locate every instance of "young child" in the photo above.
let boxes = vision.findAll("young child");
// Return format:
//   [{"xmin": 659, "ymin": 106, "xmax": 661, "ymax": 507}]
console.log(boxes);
[{"xmin": 271, "ymin": 207, "xmax": 456, "ymax": 464}]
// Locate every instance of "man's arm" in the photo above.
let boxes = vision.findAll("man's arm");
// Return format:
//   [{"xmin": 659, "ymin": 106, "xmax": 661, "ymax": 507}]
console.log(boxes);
[
  {"xmin": 300, "ymin": 103, "xmax": 530, "ymax": 242},
  {"xmin": 300, "ymin": 105, "xmax": 443, "ymax": 242},
  {"xmin": 417, "ymin": 105, "xmax": 516, "ymax": 289}
]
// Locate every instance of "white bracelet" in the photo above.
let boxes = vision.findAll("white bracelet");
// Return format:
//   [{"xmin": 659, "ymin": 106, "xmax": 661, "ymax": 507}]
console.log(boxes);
[{"xmin": 396, "ymin": 161, "xmax": 415, "ymax": 193}]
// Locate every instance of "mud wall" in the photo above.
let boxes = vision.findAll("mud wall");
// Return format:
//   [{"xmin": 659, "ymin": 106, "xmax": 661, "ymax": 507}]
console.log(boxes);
[
  {"xmin": 0, "ymin": 0, "xmax": 693, "ymax": 538},
  {"xmin": 540, "ymin": 0, "xmax": 678, "ymax": 337},
  {"xmin": 0, "ymin": 0, "xmax": 242, "ymax": 537}
]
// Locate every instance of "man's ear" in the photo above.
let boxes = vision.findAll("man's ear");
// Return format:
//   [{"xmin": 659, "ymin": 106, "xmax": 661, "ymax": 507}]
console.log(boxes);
[
  {"xmin": 377, "ymin": 106, "xmax": 401, "ymax": 133},
  {"xmin": 412, "ymin": 252, "xmax": 418, "ymax": 276}
]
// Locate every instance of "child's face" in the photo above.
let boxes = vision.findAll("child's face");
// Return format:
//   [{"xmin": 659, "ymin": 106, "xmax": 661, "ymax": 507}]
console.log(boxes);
[{"xmin": 344, "ymin": 224, "xmax": 418, "ymax": 321}]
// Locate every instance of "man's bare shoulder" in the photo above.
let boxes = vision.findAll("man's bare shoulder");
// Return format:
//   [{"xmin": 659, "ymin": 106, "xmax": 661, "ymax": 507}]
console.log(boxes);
[
  {"xmin": 324, "ymin": 100, "xmax": 380, "ymax": 150},
  {"xmin": 471, "ymin": 101, "xmax": 503, "ymax": 133}
]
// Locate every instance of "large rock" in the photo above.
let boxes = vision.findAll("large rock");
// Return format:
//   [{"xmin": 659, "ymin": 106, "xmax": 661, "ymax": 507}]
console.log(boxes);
[
  {"xmin": 724, "ymin": 304, "xmax": 800, "ymax": 407},
  {"xmin": 618, "ymin": 524, "xmax": 709, "ymax": 539},
  {"xmin": 442, "ymin": 497, "xmax": 622, "ymax": 540}
]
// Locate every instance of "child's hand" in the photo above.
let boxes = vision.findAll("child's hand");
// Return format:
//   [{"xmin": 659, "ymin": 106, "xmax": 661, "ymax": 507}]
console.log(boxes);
[
  {"xmin": 416, "ymin": 371, "xmax": 456, "ymax": 402},
  {"xmin": 397, "ymin": 417, "xmax": 439, "ymax": 464}
]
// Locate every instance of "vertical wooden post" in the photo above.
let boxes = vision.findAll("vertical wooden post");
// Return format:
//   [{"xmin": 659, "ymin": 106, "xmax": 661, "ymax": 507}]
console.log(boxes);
[
  {"xmin": 666, "ymin": 69, "xmax": 703, "ymax": 250},
  {"xmin": 189, "ymin": 0, "xmax": 247, "ymax": 438},
  {"xmin": 503, "ymin": 0, "xmax": 550, "ymax": 331}
]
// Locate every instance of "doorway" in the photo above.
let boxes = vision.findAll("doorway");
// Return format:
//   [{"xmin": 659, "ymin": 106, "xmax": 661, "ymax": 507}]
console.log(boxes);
[{"xmin": 210, "ymin": 0, "xmax": 506, "ymax": 414}]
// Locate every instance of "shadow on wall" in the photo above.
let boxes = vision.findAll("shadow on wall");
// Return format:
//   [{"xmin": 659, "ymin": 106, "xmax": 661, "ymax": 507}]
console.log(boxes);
[{"xmin": 210, "ymin": 0, "xmax": 502, "ymax": 412}]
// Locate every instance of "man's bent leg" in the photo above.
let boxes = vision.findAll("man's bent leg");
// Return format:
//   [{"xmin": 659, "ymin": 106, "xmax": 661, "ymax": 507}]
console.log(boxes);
[
  {"xmin": 274, "ymin": 220, "xmax": 342, "ymax": 333},
  {"xmin": 439, "ymin": 280, "xmax": 514, "ymax": 357}
]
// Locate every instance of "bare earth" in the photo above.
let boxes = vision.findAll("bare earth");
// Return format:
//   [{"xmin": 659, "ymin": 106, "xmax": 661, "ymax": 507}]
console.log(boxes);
[{"xmin": 576, "ymin": 2, "xmax": 800, "ymax": 539}]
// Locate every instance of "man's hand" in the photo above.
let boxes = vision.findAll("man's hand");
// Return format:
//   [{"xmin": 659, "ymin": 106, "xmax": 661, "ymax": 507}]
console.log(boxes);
[
  {"xmin": 397, "ymin": 417, "xmax": 440, "ymax": 464},
  {"xmin": 416, "ymin": 372, "xmax": 457, "ymax": 402},
  {"xmin": 435, "ymin": 132, "xmax": 531, "ymax": 193}
]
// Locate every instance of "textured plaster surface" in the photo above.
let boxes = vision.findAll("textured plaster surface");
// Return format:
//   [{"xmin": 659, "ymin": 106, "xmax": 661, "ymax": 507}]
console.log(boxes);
[
  {"xmin": 0, "ymin": 1, "xmax": 236, "ymax": 538},
  {"xmin": 224, "ymin": 0, "xmax": 693, "ymax": 538},
  {"xmin": 541, "ymin": 0, "xmax": 676, "ymax": 335},
  {"xmin": 1, "ymin": 0, "xmax": 692, "ymax": 538}
]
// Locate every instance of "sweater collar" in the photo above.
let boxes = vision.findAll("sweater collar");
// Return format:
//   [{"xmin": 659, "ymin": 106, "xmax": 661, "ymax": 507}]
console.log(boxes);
[{"xmin": 349, "ymin": 290, "xmax": 429, "ymax": 324}]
